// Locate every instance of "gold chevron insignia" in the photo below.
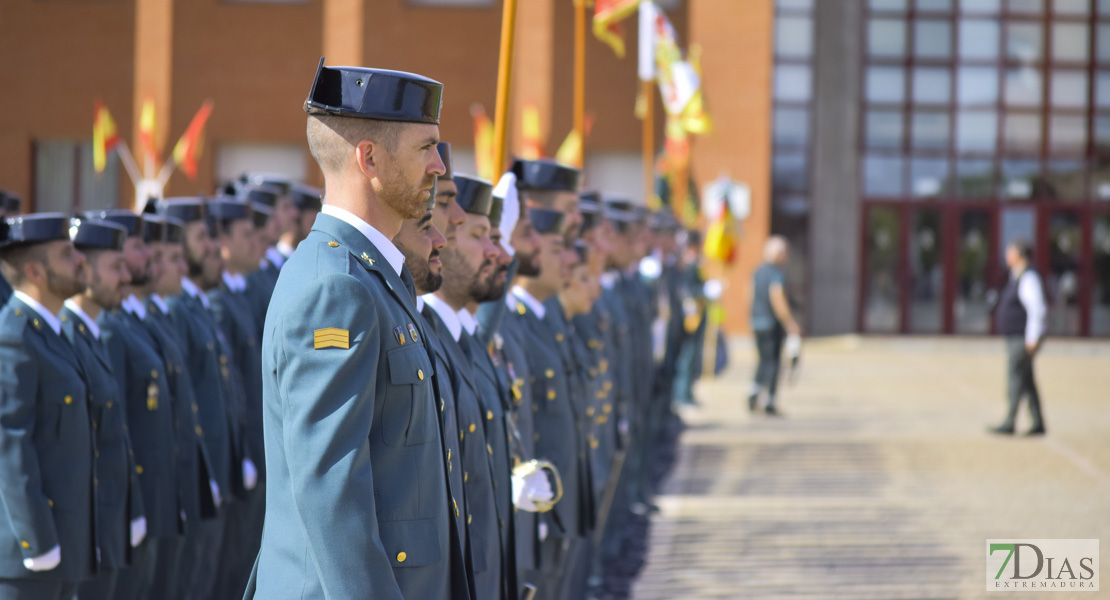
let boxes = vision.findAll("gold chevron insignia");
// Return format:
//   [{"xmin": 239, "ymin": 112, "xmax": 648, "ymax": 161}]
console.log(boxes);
[{"xmin": 313, "ymin": 328, "xmax": 350, "ymax": 350}]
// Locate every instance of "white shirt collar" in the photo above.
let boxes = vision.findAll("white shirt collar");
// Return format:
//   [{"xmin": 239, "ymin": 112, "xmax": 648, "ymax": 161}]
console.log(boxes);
[
  {"xmin": 512, "ymin": 286, "xmax": 546, "ymax": 319},
  {"xmin": 321, "ymin": 204, "xmax": 405, "ymax": 276},
  {"xmin": 416, "ymin": 296, "xmax": 425, "ymax": 312},
  {"xmin": 122, "ymin": 293, "xmax": 148, "ymax": 320},
  {"xmin": 265, "ymin": 246, "xmax": 286, "ymax": 269},
  {"xmin": 181, "ymin": 277, "xmax": 211, "ymax": 309},
  {"xmin": 150, "ymin": 294, "xmax": 170, "ymax": 315},
  {"xmin": 222, "ymin": 271, "xmax": 248, "ymax": 293},
  {"xmin": 12, "ymin": 291, "xmax": 62, "ymax": 335},
  {"xmin": 505, "ymin": 293, "xmax": 518, "ymax": 311},
  {"xmin": 457, "ymin": 308, "xmax": 478, "ymax": 336},
  {"xmin": 276, "ymin": 240, "xmax": 295, "ymax": 258},
  {"xmin": 422, "ymin": 294, "xmax": 462, "ymax": 342},
  {"xmin": 63, "ymin": 300, "xmax": 101, "ymax": 340},
  {"xmin": 600, "ymin": 272, "xmax": 619, "ymax": 290}
]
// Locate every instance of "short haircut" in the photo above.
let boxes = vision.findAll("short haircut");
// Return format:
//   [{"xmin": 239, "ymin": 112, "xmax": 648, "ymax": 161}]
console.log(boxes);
[
  {"xmin": 0, "ymin": 244, "xmax": 46, "ymax": 286},
  {"xmin": 763, "ymin": 235, "xmax": 788, "ymax": 262},
  {"xmin": 1008, "ymin": 237, "xmax": 1034, "ymax": 261},
  {"xmin": 306, "ymin": 115, "xmax": 400, "ymax": 176}
]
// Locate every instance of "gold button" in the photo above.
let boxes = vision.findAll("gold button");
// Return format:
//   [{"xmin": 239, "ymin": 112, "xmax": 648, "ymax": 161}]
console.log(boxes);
[
  {"xmin": 464, "ymin": 472, "xmax": 469, "ymax": 482},
  {"xmin": 195, "ymin": 425, "xmax": 203, "ymax": 436},
  {"xmin": 447, "ymin": 449, "xmax": 451, "ymax": 460},
  {"xmin": 328, "ymin": 241, "xmax": 340, "ymax": 248},
  {"xmin": 220, "ymin": 355, "xmax": 228, "ymax": 365},
  {"xmin": 468, "ymin": 515, "xmax": 472, "ymax": 524},
  {"xmin": 586, "ymin": 407, "xmax": 595, "ymax": 417},
  {"xmin": 547, "ymin": 389, "xmax": 556, "ymax": 400},
  {"xmin": 453, "ymin": 498, "xmax": 459, "ymax": 517},
  {"xmin": 77, "ymin": 324, "xmax": 84, "ymax": 333},
  {"xmin": 469, "ymin": 423, "xmax": 476, "ymax": 433},
  {"xmin": 460, "ymin": 430, "xmax": 464, "ymax": 441},
  {"xmin": 106, "ymin": 401, "xmax": 113, "ymax": 409},
  {"xmin": 545, "ymin": 369, "xmax": 554, "ymax": 379},
  {"xmin": 417, "ymin": 369, "xmax": 424, "ymax": 381},
  {"xmin": 396, "ymin": 551, "xmax": 407, "ymax": 563},
  {"xmin": 440, "ymin": 398, "xmax": 445, "ymax": 412},
  {"xmin": 21, "ymin": 541, "xmax": 29, "ymax": 549},
  {"xmin": 486, "ymin": 410, "xmax": 493, "ymax": 420},
  {"xmin": 136, "ymin": 465, "xmax": 143, "ymax": 474},
  {"xmin": 48, "ymin": 499, "xmax": 53, "ymax": 507},
  {"xmin": 533, "ymin": 433, "xmax": 540, "ymax": 441},
  {"xmin": 151, "ymin": 370, "xmax": 158, "ymax": 379},
  {"xmin": 64, "ymin": 395, "xmax": 72, "ymax": 405},
  {"xmin": 32, "ymin": 319, "xmax": 41, "ymax": 329},
  {"xmin": 556, "ymin": 333, "xmax": 564, "ymax": 342},
  {"xmin": 487, "ymin": 444, "xmax": 493, "ymax": 455}
]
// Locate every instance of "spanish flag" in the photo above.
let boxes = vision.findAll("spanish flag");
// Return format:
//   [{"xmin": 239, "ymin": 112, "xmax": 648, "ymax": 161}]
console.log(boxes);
[
  {"xmin": 139, "ymin": 97, "xmax": 157, "ymax": 160},
  {"xmin": 704, "ymin": 202, "xmax": 736, "ymax": 265},
  {"xmin": 554, "ymin": 115, "xmax": 594, "ymax": 168},
  {"xmin": 92, "ymin": 102, "xmax": 120, "ymax": 174},
  {"xmin": 471, "ymin": 104, "xmax": 496, "ymax": 182},
  {"xmin": 594, "ymin": 0, "xmax": 641, "ymax": 58},
  {"xmin": 520, "ymin": 104, "xmax": 543, "ymax": 161},
  {"xmin": 172, "ymin": 101, "xmax": 214, "ymax": 180}
]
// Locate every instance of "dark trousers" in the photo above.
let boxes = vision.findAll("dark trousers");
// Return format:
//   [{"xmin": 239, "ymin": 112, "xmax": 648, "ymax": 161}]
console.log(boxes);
[
  {"xmin": 0, "ymin": 580, "xmax": 78, "ymax": 600},
  {"xmin": 753, "ymin": 327, "xmax": 785, "ymax": 401},
  {"xmin": 77, "ymin": 567, "xmax": 117, "ymax": 600},
  {"xmin": 213, "ymin": 487, "xmax": 264, "ymax": 600},
  {"xmin": 177, "ymin": 511, "xmax": 225, "ymax": 600},
  {"xmin": 1003, "ymin": 337, "xmax": 1045, "ymax": 430},
  {"xmin": 112, "ymin": 536, "xmax": 158, "ymax": 600},
  {"xmin": 149, "ymin": 535, "xmax": 184, "ymax": 600}
]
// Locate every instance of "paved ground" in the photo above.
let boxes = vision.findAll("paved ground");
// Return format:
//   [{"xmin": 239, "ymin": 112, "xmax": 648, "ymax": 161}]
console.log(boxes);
[{"xmin": 632, "ymin": 336, "xmax": 1110, "ymax": 600}]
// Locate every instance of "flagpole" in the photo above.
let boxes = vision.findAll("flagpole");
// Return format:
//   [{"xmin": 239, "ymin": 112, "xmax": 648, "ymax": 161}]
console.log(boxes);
[
  {"xmin": 115, "ymin": 142, "xmax": 142, "ymax": 186},
  {"xmin": 639, "ymin": 1, "xmax": 656, "ymax": 209},
  {"xmin": 573, "ymin": 0, "xmax": 587, "ymax": 169},
  {"xmin": 492, "ymin": 0, "xmax": 518, "ymax": 176}
]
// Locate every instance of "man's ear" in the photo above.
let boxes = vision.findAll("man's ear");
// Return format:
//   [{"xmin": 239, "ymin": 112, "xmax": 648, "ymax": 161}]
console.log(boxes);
[
  {"xmin": 23, "ymin": 257, "xmax": 46, "ymax": 288},
  {"xmin": 355, "ymin": 140, "xmax": 379, "ymax": 181}
]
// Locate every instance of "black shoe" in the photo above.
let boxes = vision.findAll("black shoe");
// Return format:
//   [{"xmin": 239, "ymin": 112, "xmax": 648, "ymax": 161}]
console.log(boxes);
[
  {"xmin": 765, "ymin": 405, "xmax": 780, "ymax": 417},
  {"xmin": 748, "ymin": 395, "xmax": 758, "ymax": 412},
  {"xmin": 1023, "ymin": 426, "xmax": 1046, "ymax": 436},
  {"xmin": 989, "ymin": 425, "xmax": 1015, "ymax": 435}
]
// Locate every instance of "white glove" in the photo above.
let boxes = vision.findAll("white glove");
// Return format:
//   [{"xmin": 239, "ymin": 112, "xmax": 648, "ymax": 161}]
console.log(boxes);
[
  {"xmin": 511, "ymin": 470, "xmax": 555, "ymax": 512},
  {"xmin": 23, "ymin": 545, "xmax": 60, "ymax": 572},
  {"xmin": 493, "ymin": 172, "xmax": 520, "ymax": 257},
  {"xmin": 210, "ymin": 480, "xmax": 222, "ymax": 508},
  {"xmin": 537, "ymin": 521, "xmax": 548, "ymax": 542},
  {"xmin": 243, "ymin": 459, "xmax": 258, "ymax": 491},
  {"xmin": 785, "ymin": 334, "xmax": 802, "ymax": 359},
  {"xmin": 130, "ymin": 516, "xmax": 147, "ymax": 548},
  {"xmin": 618, "ymin": 417, "xmax": 630, "ymax": 438},
  {"xmin": 703, "ymin": 278, "xmax": 724, "ymax": 301}
]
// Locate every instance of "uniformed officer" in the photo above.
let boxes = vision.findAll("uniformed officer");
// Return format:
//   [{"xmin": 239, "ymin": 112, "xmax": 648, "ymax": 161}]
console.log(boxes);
[
  {"xmin": 61, "ymin": 217, "xmax": 147, "ymax": 600},
  {"xmin": 392, "ymin": 148, "xmax": 469, "ymax": 570},
  {"xmin": 423, "ymin": 173, "xmax": 506, "ymax": 600},
  {"xmin": 160, "ymin": 197, "xmax": 237, "ymax": 600},
  {"xmin": 235, "ymin": 182, "xmax": 286, "ymax": 329},
  {"xmin": 247, "ymin": 59, "xmax": 468, "ymax": 600},
  {"xmin": 672, "ymin": 229, "xmax": 707, "ymax": 407},
  {"xmin": 0, "ymin": 213, "xmax": 94, "ymax": 600},
  {"xmin": 0, "ymin": 190, "xmax": 22, "ymax": 305},
  {"xmin": 206, "ymin": 197, "xmax": 263, "ymax": 599},
  {"xmin": 278, "ymin": 183, "xmax": 323, "ymax": 259},
  {"xmin": 130, "ymin": 212, "xmax": 219, "ymax": 600}
]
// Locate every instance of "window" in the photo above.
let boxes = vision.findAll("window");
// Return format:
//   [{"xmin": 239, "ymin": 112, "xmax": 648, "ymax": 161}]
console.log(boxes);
[{"xmin": 33, "ymin": 140, "xmax": 119, "ymax": 212}]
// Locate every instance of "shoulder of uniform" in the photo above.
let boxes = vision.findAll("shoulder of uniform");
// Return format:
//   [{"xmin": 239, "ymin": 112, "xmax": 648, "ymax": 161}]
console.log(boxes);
[{"xmin": 0, "ymin": 303, "xmax": 33, "ymax": 342}]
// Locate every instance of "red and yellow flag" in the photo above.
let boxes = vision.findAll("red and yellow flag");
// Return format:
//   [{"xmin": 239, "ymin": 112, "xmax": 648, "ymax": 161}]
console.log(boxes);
[
  {"xmin": 593, "ymin": 0, "xmax": 641, "ymax": 58},
  {"xmin": 172, "ymin": 100, "xmax": 214, "ymax": 180},
  {"xmin": 139, "ymin": 97, "xmax": 157, "ymax": 162},
  {"xmin": 471, "ymin": 104, "xmax": 496, "ymax": 182},
  {"xmin": 520, "ymin": 104, "xmax": 544, "ymax": 161},
  {"xmin": 704, "ymin": 201, "xmax": 736, "ymax": 265},
  {"xmin": 554, "ymin": 114, "xmax": 595, "ymax": 168},
  {"xmin": 92, "ymin": 102, "xmax": 120, "ymax": 174}
]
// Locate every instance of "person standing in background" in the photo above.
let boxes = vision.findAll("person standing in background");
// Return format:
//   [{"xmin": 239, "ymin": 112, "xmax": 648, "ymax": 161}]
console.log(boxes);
[
  {"xmin": 990, "ymin": 238, "xmax": 1047, "ymax": 436},
  {"xmin": 747, "ymin": 236, "xmax": 800, "ymax": 416}
]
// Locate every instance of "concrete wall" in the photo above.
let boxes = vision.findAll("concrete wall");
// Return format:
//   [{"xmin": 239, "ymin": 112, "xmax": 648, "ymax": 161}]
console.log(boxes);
[{"xmin": 809, "ymin": 0, "xmax": 862, "ymax": 335}]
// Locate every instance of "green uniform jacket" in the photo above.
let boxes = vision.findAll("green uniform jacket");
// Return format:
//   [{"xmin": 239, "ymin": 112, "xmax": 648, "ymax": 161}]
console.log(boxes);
[
  {"xmin": 61, "ymin": 307, "xmax": 143, "ymax": 570},
  {"xmin": 99, "ymin": 308, "xmax": 185, "ymax": 538},
  {"xmin": 423, "ymin": 307, "xmax": 504, "ymax": 600},
  {"xmin": 246, "ymin": 213, "xmax": 469, "ymax": 600},
  {"xmin": 0, "ymin": 297, "xmax": 95, "ymax": 582},
  {"xmin": 208, "ymin": 285, "xmax": 264, "ymax": 485},
  {"xmin": 140, "ymin": 304, "xmax": 219, "ymax": 522}
]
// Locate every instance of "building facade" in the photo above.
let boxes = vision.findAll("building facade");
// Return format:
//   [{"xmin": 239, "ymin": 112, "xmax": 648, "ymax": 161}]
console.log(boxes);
[{"xmin": 775, "ymin": 0, "xmax": 1110, "ymax": 338}]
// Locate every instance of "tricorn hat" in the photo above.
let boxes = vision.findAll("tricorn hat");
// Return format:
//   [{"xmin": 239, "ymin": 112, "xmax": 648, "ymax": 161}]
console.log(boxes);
[
  {"xmin": 511, "ymin": 158, "xmax": 580, "ymax": 192},
  {"xmin": 454, "ymin": 174, "xmax": 494, "ymax": 217},
  {"xmin": 0, "ymin": 213, "xmax": 73, "ymax": 249},
  {"xmin": 304, "ymin": 58, "xmax": 443, "ymax": 124},
  {"xmin": 86, "ymin": 209, "xmax": 145, "ymax": 239},
  {"xmin": 70, "ymin": 218, "xmax": 128, "ymax": 252}
]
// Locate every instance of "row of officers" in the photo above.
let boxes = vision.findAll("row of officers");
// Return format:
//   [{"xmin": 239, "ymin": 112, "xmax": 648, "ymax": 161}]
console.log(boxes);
[{"xmin": 0, "ymin": 60, "xmax": 707, "ymax": 600}]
